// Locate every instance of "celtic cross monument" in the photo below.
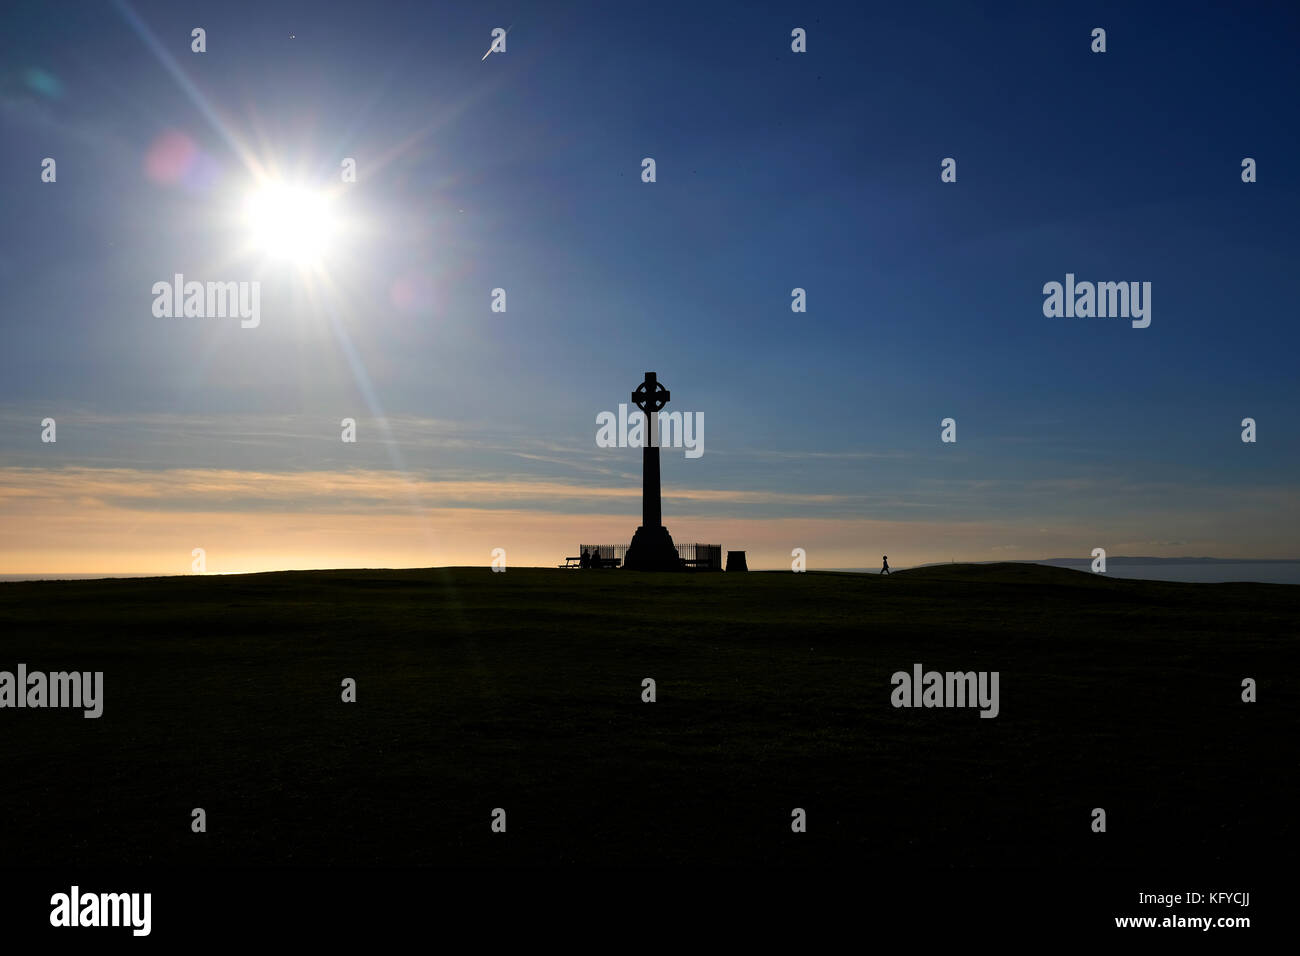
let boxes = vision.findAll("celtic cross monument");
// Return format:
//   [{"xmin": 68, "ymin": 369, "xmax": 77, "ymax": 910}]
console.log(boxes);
[{"xmin": 622, "ymin": 371, "xmax": 683, "ymax": 571}]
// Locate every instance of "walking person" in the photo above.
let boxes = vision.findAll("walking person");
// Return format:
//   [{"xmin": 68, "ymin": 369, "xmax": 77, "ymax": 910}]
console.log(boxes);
[{"xmin": 881, "ymin": 555, "xmax": 890, "ymax": 575}]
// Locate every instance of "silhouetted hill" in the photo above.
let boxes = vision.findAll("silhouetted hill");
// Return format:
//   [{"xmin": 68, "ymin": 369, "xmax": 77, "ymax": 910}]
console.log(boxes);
[{"xmin": 1, "ymin": 566, "xmax": 1294, "ymax": 868}]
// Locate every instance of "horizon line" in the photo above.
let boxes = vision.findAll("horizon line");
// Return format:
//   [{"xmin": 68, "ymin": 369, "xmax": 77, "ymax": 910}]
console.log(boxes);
[{"xmin": 5, "ymin": 555, "xmax": 1300, "ymax": 584}]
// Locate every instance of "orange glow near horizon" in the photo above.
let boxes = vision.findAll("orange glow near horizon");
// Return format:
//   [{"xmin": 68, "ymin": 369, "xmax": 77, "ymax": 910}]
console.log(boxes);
[{"xmin": 3, "ymin": 464, "xmax": 1297, "ymax": 576}]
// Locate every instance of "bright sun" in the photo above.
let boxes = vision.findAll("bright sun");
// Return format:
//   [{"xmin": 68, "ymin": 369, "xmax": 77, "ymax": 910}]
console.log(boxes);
[{"xmin": 243, "ymin": 182, "xmax": 336, "ymax": 264}]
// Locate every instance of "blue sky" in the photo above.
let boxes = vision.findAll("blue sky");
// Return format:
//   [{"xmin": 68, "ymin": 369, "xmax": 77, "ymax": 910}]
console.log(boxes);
[{"xmin": 1, "ymin": 0, "xmax": 1297, "ymax": 572}]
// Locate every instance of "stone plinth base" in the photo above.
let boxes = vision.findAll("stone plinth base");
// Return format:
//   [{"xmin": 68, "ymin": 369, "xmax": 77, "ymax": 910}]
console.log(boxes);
[{"xmin": 623, "ymin": 525, "xmax": 682, "ymax": 571}]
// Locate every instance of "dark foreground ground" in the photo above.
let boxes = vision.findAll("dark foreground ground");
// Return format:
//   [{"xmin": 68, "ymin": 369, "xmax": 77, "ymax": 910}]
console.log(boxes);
[{"xmin": 0, "ymin": 563, "xmax": 1294, "ymax": 869}]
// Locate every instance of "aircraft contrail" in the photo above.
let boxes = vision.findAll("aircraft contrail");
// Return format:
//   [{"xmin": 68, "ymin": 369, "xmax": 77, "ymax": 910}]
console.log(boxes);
[{"xmin": 481, "ymin": 23, "xmax": 513, "ymax": 61}]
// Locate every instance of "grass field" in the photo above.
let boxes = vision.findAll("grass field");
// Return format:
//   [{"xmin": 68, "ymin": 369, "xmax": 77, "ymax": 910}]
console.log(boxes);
[{"xmin": 0, "ymin": 563, "xmax": 1294, "ymax": 868}]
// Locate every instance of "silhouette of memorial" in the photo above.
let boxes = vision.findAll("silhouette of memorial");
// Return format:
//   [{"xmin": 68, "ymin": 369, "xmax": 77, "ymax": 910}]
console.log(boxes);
[
  {"xmin": 623, "ymin": 371, "xmax": 685, "ymax": 570},
  {"xmin": 560, "ymin": 372, "xmax": 724, "ymax": 571}
]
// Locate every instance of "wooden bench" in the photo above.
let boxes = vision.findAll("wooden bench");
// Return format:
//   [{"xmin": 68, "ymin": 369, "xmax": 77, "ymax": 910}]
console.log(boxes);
[
  {"xmin": 681, "ymin": 558, "xmax": 720, "ymax": 570},
  {"xmin": 559, "ymin": 555, "xmax": 622, "ymax": 569}
]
